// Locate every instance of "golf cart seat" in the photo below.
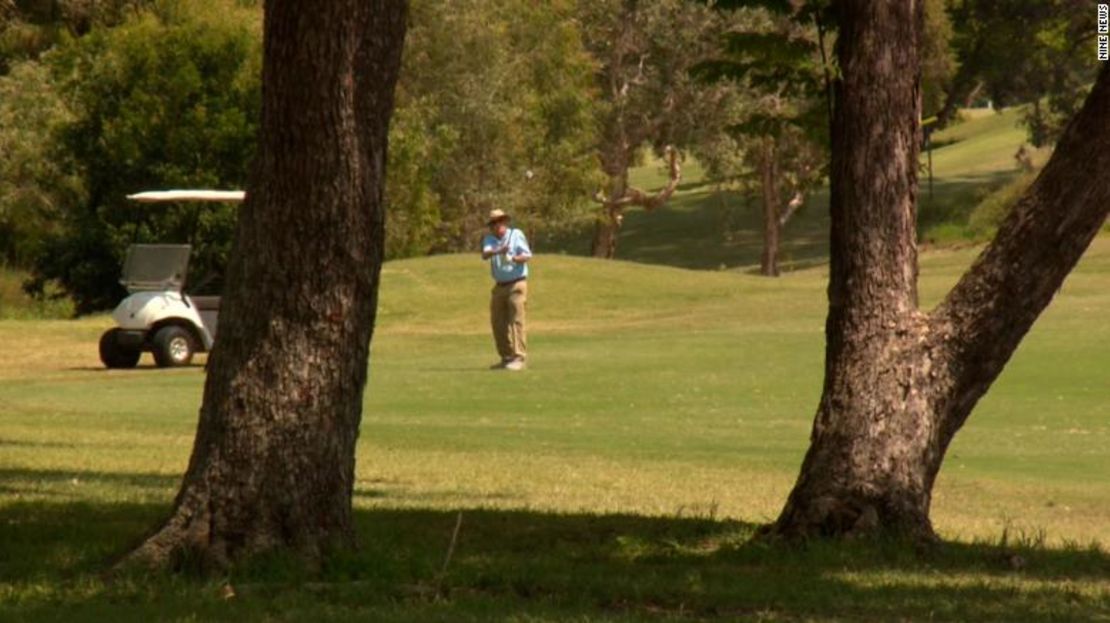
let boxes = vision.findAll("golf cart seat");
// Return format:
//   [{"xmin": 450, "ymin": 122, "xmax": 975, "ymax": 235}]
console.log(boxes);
[
  {"xmin": 190, "ymin": 296, "xmax": 221, "ymax": 311},
  {"xmin": 189, "ymin": 295, "xmax": 221, "ymax": 340}
]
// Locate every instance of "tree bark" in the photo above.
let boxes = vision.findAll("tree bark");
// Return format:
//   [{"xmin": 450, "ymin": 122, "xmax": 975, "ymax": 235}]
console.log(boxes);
[
  {"xmin": 124, "ymin": 0, "xmax": 407, "ymax": 569},
  {"xmin": 591, "ymin": 172, "xmax": 627, "ymax": 259},
  {"xmin": 772, "ymin": 2, "xmax": 1110, "ymax": 541},
  {"xmin": 773, "ymin": 0, "xmax": 929, "ymax": 540},
  {"xmin": 759, "ymin": 137, "xmax": 781, "ymax": 277}
]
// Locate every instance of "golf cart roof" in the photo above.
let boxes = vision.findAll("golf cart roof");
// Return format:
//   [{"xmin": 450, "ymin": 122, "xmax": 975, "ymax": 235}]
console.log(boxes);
[{"xmin": 127, "ymin": 189, "xmax": 245, "ymax": 203}]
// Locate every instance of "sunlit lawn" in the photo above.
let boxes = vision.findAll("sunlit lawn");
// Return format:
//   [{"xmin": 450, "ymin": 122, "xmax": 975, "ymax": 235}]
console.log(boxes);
[
  {"xmin": 1, "ymin": 236, "xmax": 1108, "ymax": 620},
  {"xmin": 1, "ymin": 108, "xmax": 1107, "ymax": 620}
]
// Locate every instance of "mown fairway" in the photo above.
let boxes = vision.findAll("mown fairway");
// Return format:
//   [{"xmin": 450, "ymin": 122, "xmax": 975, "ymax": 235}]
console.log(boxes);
[
  {"xmin": 2, "ymin": 235, "xmax": 1109, "ymax": 620},
  {"xmin": 2, "ymin": 107, "xmax": 1108, "ymax": 620}
]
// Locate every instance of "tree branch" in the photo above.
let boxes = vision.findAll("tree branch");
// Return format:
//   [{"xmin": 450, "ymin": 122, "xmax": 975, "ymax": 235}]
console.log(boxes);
[
  {"xmin": 778, "ymin": 190, "xmax": 805, "ymax": 226},
  {"xmin": 931, "ymin": 62, "xmax": 1110, "ymax": 427},
  {"xmin": 592, "ymin": 146, "xmax": 682, "ymax": 211}
]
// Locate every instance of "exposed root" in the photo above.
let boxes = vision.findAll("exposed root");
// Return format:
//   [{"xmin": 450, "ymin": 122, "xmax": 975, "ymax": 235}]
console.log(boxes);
[{"xmin": 767, "ymin": 495, "xmax": 939, "ymax": 545}]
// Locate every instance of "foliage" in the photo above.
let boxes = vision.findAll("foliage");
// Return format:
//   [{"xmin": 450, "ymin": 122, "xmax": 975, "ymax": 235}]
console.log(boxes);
[
  {"xmin": 24, "ymin": 2, "xmax": 261, "ymax": 314},
  {"xmin": 921, "ymin": 0, "xmax": 957, "ymax": 117},
  {"xmin": 692, "ymin": 2, "xmax": 829, "ymax": 269},
  {"xmin": 0, "ymin": 60, "xmax": 80, "ymax": 266},
  {"xmin": 386, "ymin": 0, "xmax": 599, "ymax": 258},
  {"xmin": 945, "ymin": 0, "xmax": 1096, "ymax": 145},
  {"xmin": 578, "ymin": 0, "xmax": 735, "ymax": 173},
  {"xmin": 0, "ymin": 0, "xmax": 153, "ymax": 72}
]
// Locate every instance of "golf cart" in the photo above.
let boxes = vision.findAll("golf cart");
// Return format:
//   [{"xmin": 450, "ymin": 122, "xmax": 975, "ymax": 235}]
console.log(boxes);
[{"xmin": 98, "ymin": 190, "xmax": 243, "ymax": 369}]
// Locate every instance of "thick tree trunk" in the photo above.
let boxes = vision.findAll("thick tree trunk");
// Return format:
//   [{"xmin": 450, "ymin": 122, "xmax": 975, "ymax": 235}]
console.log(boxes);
[
  {"xmin": 124, "ymin": 0, "xmax": 407, "ymax": 569},
  {"xmin": 759, "ymin": 137, "xmax": 781, "ymax": 277},
  {"xmin": 773, "ymin": 0, "xmax": 931, "ymax": 540},
  {"xmin": 772, "ymin": 3, "xmax": 1110, "ymax": 541}
]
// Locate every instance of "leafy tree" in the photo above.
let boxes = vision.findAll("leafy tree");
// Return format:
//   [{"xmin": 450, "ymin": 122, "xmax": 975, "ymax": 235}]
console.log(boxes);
[
  {"xmin": 696, "ymin": 3, "xmax": 829, "ymax": 276},
  {"xmin": 24, "ymin": 2, "xmax": 261, "ymax": 314},
  {"xmin": 0, "ymin": 0, "xmax": 153, "ymax": 72},
  {"xmin": 579, "ymin": 0, "xmax": 734, "ymax": 258},
  {"xmin": 126, "ymin": 0, "xmax": 407, "ymax": 570},
  {"xmin": 386, "ymin": 0, "xmax": 597, "ymax": 258},
  {"xmin": 772, "ymin": 0, "xmax": 1110, "ymax": 540},
  {"xmin": 938, "ymin": 0, "xmax": 1094, "ymax": 145},
  {"xmin": 920, "ymin": 0, "xmax": 956, "ymax": 117},
  {"xmin": 0, "ymin": 60, "xmax": 79, "ymax": 266}
]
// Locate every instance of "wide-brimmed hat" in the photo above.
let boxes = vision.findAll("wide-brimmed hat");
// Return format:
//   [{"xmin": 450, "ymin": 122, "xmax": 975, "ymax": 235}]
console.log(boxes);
[{"xmin": 486, "ymin": 209, "xmax": 511, "ymax": 225}]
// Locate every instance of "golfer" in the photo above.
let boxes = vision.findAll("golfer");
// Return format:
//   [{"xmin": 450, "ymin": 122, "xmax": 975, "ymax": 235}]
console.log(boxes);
[{"xmin": 481, "ymin": 208, "xmax": 532, "ymax": 371}]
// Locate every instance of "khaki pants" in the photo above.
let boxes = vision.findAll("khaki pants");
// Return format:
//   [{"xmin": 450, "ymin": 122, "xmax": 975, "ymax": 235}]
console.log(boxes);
[{"xmin": 490, "ymin": 279, "xmax": 527, "ymax": 361}]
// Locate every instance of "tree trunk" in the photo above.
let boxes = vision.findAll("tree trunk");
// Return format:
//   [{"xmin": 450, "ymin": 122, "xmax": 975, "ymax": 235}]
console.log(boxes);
[
  {"xmin": 591, "ymin": 212, "xmax": 621, "ymax": 259},
  {"xmin": 590, "ymin": 147, "xmax": 681, "ymax": 259},
  {"xmin": 773, "ymin": 0, "xmax": 930, "ymax": 540},
  {"xmin": 759, "ymin": 136, "xmax": 781, "ymax": 277},
  {"xmin": 591, "ymin": 172, "xmax": 627, "ymax": 259},
  {"xmin": 124, "ymin": 0, "xmax": 407, "ymax": 569},
  {"xmin": 772, "ymin": 2, "xmax": 1110, "ymax": 541}
]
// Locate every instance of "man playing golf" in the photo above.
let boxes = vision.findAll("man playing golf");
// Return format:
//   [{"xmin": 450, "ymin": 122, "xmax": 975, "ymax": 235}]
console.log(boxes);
[{"xmin": 481, "ymin": 208, "xmax": 532, "ymax": 370}]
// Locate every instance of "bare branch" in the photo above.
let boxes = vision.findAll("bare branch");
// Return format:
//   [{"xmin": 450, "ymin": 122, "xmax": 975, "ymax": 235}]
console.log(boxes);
[
  {"xmin": 778, "ymin": 191, "xmax": 805, "ymax": 226},
  {"xmin": 593, "ymin": 146, "xmax": 682, "ymax": 211}
]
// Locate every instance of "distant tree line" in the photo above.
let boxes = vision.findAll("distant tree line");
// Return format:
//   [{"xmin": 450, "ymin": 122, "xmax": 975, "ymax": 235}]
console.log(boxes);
[{"xmin": 0, "ymin": 0, "xmax": 1096, "ymax": 312}]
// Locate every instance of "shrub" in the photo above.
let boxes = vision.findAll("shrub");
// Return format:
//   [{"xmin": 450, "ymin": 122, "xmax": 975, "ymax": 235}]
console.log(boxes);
[{"xmin": 25, "ymin": 3, "xmax": 261, "ymax": 314}]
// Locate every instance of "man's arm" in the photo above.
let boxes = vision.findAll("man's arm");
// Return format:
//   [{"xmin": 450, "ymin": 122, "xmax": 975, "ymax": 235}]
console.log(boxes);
[
  {"xmin": 511, "ymin": 231, "xmax": 532, "ymax": 263},
  {"xmin": 481, "ymin": 236, "xmax": 509, "ymax": 260}
]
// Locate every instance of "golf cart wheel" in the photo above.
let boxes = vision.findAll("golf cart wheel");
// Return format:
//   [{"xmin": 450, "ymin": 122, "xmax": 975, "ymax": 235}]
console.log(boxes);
[
  {"xmin": 99, "ymin": 328, "xmax": 141, "ymax": 369},
  {"xmin": 152, "ymin": 326, "xmax": 196, "ymax": 367}
]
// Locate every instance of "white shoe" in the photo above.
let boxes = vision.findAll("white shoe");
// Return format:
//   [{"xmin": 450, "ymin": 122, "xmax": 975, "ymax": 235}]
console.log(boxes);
[{"xmin": 504, "ymin": 358, "xmax": 526, "ymax": 371}]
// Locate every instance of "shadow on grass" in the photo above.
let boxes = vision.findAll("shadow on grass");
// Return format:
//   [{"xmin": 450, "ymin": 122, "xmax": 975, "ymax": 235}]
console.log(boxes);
[
  {"xmin": 0, "ymin": 438, "xmax": 77, "ymax": 449},
  {"xmin": 542, "ymin": 170, "xmax": 1021, "ymax": 275},
  {"xmin": 65, "ymin": 362, "xmax": 207, "ymax": 372},
  {"xmin": 0, "ymin": 467, "xmax": 180, "ymax": 492},
  {"xmin": 918, "ymin": 169, "xmax": 1020, "ymax": 237},
  {"xmin": 2, "ymin": 491, "xmax": 1108, "ymax": 621},
  {"xmin": 542, "ymin": 188, "xmax": 833, "ymax": 273}
]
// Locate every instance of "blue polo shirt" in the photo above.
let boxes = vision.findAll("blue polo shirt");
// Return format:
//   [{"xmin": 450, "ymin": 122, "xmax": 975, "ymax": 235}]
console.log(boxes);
[{"xmin": 482, "ymin": 228, "xmax": 531, "ymax": 283}]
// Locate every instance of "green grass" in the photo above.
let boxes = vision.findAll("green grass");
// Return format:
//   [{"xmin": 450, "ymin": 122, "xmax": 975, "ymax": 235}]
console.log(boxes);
[
  {"xmin": 919, "ymin": 107, "xmax": 1053, "ymax": 243},
  {"xmin": 2, "ymin": 106, "xmax": 1107, "ymax": 620},
  {"xmin": 2, "ymin": 237, "xmax": 1109, "ymax": 620}
]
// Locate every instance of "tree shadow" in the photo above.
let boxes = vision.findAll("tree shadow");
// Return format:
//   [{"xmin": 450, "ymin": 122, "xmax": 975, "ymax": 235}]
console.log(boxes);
[
  {"xmin": 0, "ymin": 467, "xmax": 181, "ymax": 492},
  {"xmin": 2, "ymin": 486, "xmax": 1108, "ymax": 621},
  {"xmin": 0, "ymin": 438, "xmax": 77, "ymax": 449},
  {"xmin": 65, "ymin": 362, "xmax": 207, "ymax": 372},
  {"xmin": 917, "ymin": 169, "xmax": 1022, "ymax": 236},
  {"xmin": 542, "ymin": 188, "xmax": 832, "ymax": 272}
]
